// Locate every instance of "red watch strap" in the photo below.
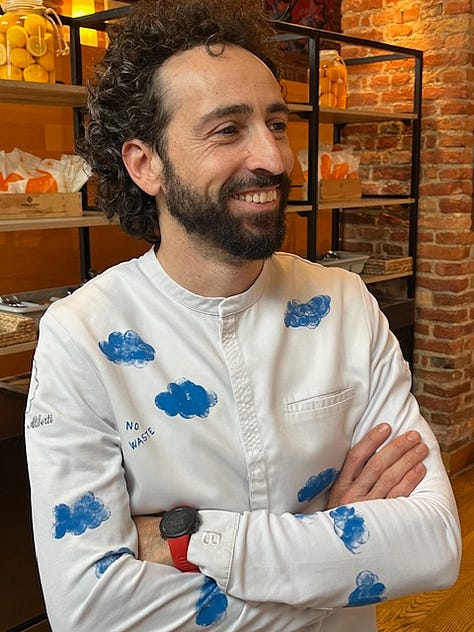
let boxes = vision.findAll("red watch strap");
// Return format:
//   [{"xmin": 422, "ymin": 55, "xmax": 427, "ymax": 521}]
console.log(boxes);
[{"xmin": 167, "ymin": 535, "xmax": 200, "ymax": 573}]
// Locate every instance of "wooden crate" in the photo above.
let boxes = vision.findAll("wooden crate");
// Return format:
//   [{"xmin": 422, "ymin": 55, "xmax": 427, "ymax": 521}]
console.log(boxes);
[
  {"xmin": 0, "ymin": 313, "xmax": 37, "ymax": 348},
  {"xmin": 319, "ymin": 179, "xmax": 362, "ymax": 201},
  {"xmin": 363, "ymin": 256, "xmax": 413, "ymax": 275},
  {"xmin": 0, "ymin": 193, "xmax": 82, "ymax": 219}
]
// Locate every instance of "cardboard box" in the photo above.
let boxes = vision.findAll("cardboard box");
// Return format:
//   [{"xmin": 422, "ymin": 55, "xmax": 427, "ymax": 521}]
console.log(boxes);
[
  {"xmin": 319, "ymin": 179, "xmax": 362, "ymax": 201},
  {"xmin": 0, "ymin": 193, "xmax": 82, "ymax": 219}
]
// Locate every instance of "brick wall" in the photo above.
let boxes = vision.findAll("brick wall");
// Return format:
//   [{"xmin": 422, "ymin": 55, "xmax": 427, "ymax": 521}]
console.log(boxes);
[{"xmin": 341, "ymin": 0, "xmax": 474, "ymax": 469}]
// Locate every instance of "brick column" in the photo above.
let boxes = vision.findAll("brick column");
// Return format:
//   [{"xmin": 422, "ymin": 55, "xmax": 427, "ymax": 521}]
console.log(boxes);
[{"xmin": 341, "ymin": 0, "xmax": 474, "ymax": 472}]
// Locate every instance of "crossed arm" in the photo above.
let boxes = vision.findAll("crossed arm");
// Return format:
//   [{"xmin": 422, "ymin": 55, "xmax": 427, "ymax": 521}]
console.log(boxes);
[{"xmin": 134, "ymin": 422, "xmax": 429, "ymax": 567}]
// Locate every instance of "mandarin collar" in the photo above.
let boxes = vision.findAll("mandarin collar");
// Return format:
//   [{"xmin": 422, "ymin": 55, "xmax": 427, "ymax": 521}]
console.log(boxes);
[{"xmin": 141, "ymin": 247, "xmax": 272, "ymax": 317}]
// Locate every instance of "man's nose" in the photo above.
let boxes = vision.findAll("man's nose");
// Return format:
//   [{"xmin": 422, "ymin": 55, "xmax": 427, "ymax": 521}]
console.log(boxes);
[{"xmin": 245, "ymin": 128, "xmax": 290, "ymax": 175}]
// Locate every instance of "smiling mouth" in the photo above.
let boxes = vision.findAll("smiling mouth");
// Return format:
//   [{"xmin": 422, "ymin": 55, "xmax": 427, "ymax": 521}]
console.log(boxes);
[{"xmin": 232, "ymin": 189, "xmax": 278, "ymax": 204}]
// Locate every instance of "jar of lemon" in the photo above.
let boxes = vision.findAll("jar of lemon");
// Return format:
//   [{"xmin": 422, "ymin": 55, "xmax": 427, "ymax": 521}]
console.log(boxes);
[
  {"xmin": 0, "ymin": 0, "xmax": 68, "ymax": 84},
  {"xmin": 319, "ymin": 49, "xmax": 347, "ymax": 109}
]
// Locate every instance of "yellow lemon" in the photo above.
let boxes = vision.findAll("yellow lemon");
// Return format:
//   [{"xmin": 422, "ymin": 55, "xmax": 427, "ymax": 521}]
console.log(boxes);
[
  {"xmin": 0, "ymin": 42, "xmax": 6, "ymax": 65},
  {"xmin": 333, "ymin": 82, "xmax": 346, "ymax": 99},
  {"xmin": 38, "ymin": 50, "xmax": 54, "ymax": 71},
  {"xmin": 319, "ymin": 92, "xmax": 337, "ymax": 108},
  {"xmin": 24, "ymin": 13, "xmax": 48, "ymax": 37},
  {"xmin": 336, "ymin": 95, "xmax": 347, "ymax": 109},
  {"xmin": 0, "ymin": 13, "xmax": 21, "ymax": 34},
  {"xmin": 319, "ymin": 77, "xmax": 331, "ymax": 95},
  {"xmin": 23, "ymin": 62, "xmax": 49, "ymax": 83},
  {"xmin": 9, "ymin": 46, "xmax": 33, "ymax": 69},
  {"xmin": 27, "ymin": 35, "xmax": 47, "ymax": 57},
  {"xmin": 44, "ymin": 32, "xmax": 54, "ymax": 52},
  {"xmin": 0, "ymin": 63, "xmax": 23, "ymax": 80},
  {"xmin": 6, "ymin": 24, "xmax": 28, "ymax": 48},
  {"xmin": 327, "ymin": 65, "xmax": 342, "ymax": 83}
]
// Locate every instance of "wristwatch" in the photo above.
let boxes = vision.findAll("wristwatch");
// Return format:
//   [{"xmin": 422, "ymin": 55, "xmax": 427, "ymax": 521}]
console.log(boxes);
[{"xmin": 159, "ymin": 506, "xmax": 200, "ymax": 573}]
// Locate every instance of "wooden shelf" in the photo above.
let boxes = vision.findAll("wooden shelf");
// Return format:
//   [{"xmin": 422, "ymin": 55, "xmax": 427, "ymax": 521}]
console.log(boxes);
[
  {"xmin": 319, "ymin": 107, "xmax": 417, "ymax": 125},
  {"xmin": 318, "ymin": 196, "xmax": 416, "ymax": 210},
  {"xmin": 0, "ymin": 211, "xmax": 114, "ymax": 232},
  {"xmin": 288, "ymin": 103, "xmax": 417, "ymax": 124},
  {"xmin": 362, "ymin": 271, "xmax": 413, "ymax": 284},
  {"xmin": 0, "ymin": 341, "xmax": 36, "ymax": 356},
  {"xmin": 286, "ymin": 197, "xmax": 415, "ymax": 213},
  {"xmin": 0, "ymin": 80, "xmax": 87, "ymax": 107},
  {"xmin": 286, "ymin": 204, "xmax": 312, "ymax": 214}
]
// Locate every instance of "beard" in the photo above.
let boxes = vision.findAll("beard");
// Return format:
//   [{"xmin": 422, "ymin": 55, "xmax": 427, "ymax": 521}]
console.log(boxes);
[{"xmin": 161, "ymin": 158, "xmax": 291, "ymax": 261}]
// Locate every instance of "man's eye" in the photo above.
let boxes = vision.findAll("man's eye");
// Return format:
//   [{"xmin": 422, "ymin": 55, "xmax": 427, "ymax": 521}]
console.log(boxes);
[
  {"xmin": 270, "ymin": 121, "xmax": 288, "ymax": 133},
  {"xmin": 216, "ymin": 125, "xmax": 238, "ymax": 136}
]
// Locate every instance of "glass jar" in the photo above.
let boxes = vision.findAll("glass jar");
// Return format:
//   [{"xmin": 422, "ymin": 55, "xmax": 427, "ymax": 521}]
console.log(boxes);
[
  {"xmin": 319, "ymin": 49, "xmax": 347, "ymax": 109},
  {"xmin": 0, "ymin": 0, "xmax": 68, "ymax": 84}
]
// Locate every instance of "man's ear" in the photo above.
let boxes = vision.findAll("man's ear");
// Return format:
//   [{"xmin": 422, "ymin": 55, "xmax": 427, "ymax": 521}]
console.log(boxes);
[{"xmin": 122, "ymin": 139, "xmax": 163, "ymax": 196}]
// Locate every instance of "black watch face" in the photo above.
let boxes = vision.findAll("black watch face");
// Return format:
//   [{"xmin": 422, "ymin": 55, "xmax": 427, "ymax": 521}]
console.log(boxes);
[{"xmin": 160, "ymin": 506, "xmax": 198, "ymax": 538}]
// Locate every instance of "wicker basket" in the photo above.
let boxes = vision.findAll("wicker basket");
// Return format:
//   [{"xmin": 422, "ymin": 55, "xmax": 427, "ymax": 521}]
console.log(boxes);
[
  {"xmin": 0, "ymin": 312, "xmax": 37, "ymax": 348},
  {"xmin": 363, "ymin": 256, "xmax": 413, "ymax": 275}
]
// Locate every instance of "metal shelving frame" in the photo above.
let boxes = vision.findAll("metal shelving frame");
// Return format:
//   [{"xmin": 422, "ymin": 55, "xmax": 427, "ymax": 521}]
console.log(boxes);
[{"xmin": 274, "ymin": 22, "xmax": 423, "ymax": 363}]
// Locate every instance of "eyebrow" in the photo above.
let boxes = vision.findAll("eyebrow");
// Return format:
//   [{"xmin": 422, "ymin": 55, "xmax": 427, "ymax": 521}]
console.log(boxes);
[{"xmin": 197, "ymin": 101, "xmax": 290, "ymax": 128}]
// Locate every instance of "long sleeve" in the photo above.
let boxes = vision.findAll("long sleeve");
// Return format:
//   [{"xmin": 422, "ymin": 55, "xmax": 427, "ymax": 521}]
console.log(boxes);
[
  {"xmin": 25, "ymin": 312, "xmax": 329, "ymax": 631},
  {"xmin": 188, "ymin": 275, "xmax": 461, "ymax": 608},
  {"xmin": 25, "ymin": 249, "xmax": 461, "ymax": 631}
]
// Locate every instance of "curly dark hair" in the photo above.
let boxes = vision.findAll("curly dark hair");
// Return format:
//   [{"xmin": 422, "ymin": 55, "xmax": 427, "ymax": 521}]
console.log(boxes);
[{"xmin": 77, "ymin": 0, "xmax": 283, "ymax": 243}]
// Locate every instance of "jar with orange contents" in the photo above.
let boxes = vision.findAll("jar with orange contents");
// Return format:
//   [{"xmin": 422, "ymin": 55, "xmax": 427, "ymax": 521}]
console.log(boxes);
[
  {"xmin": 319, "ymin": 49, "xmax": 347, "ymax": 109},
  {"xmin": 0, "ymin": 0, "xmax": 68, "ymax": 84}
]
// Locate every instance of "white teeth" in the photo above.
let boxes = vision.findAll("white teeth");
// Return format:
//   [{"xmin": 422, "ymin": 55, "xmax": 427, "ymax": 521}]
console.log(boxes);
[{"xmin": 235, "ymin": 189, "xmax": 277, "ymax": 203}]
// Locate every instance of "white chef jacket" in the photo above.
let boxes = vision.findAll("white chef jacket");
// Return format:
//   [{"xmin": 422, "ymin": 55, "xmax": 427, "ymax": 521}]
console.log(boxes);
[{"xmin": 25, "ymin": 248, "xmax": 461, "ymax": 631}]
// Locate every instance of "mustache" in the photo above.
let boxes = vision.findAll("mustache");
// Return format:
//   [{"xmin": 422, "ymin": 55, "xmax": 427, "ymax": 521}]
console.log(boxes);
[{"xmin": 219, "ymin": 173, "xmax": 291, "ymax": 201}]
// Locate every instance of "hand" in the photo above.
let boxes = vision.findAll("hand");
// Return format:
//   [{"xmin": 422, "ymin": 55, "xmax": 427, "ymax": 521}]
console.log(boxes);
[
  {"xmin": 133, "ymin": 515, "xmax": 174, "ymax": 565},
  {"xmin": 328, "ymin": 423, "xmax": 428, "ymax": 508}
]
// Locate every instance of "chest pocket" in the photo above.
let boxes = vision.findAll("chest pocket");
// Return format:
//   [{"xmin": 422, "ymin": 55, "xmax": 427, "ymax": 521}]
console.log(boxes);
[
  {"xmin": 283, "ymin": 387, "xmax": 356, "ymax": 473},
  {"xmin": 286, "ymin": 386, "xmax": 355, "ymax": 418}
]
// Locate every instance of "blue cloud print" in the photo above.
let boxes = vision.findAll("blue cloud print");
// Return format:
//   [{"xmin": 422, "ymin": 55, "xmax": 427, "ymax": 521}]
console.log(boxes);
[
  {"xmin": 297, "ymin": 467, "xmax": 339, "ymax": 503},
  {"xmin": 294, "ymin": 513, "xmax": 317, "ymax": 525},
  {"xmin": 347, "ymin": 570, "xmax": 386, "ymax": 606},
  {"xmin": 98, "ymin": 330, "xmax": 155, "ymax": 367},
  {"xmin": 196, "ymin": 576, "xmax": 228, "ymax": 627},
  {"xmin": 95, "ymin": 547, "xmax": 134, "ymax": 578},
  {"xmin": 284, "ymin": 295, "xmax": 331, "ymax": 329},
  {"xmin": 53, "ymin": 491, "xmax": 111, "ymax": 539},
  {"xmin": 155, "ymin": 378, "xmax": 218, "ymax": 419},
  {"xmin": 329, "ymin": 505, "xmax": 369, "ymax": 554}
]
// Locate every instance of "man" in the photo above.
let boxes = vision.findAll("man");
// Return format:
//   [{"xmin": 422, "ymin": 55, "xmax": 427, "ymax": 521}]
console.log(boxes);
[{"xmin": 25, "ymin": 1, "xmax": 461, "ymax": 630}]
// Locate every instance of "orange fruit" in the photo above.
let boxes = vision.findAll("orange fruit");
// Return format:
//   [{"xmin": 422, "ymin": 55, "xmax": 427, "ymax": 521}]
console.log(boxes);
[
  {"xmin": 9, "ymin": 47, "xmax": 33, "ymax": 68},
  {"xmin": 38, "ymin": 51, "xmax": 54, "ymax": 72},
  {"xmin": 23, "ymin": 62, "xmax": 49, "ymax": 83},
  {"xmin": 0, "ymin": 13, "xmax": 21, "ymax": 34},
  {"xmin": 319, "ymin": 77, "xmax": 331, "ymax": 95},
  {"xmin": 26, "ymin": 170, "xmax": 58, "ymax": 193},
  {"xmin": 333, "ymin": 82, "xmax": 346, "ymax": 98},
  {"xmin": 319, "ymin": 92, "xmax": 337, "ymax": 108},
  {"xmin": 327, "ymin": 65, "xmax": 342, "ymax": 83},
  {"xmin": 44, "ymin": 32, "xmax": 54, "ymax": 52},
  {"xmin": 24, "ymin": 13, "xmax": 48, "ymax": 37},
  {"xmin": 27, "ymin": 35, "xmax": 47, "ymax": 57},
  {"xmin": 0, "ymin": 42, "xmax": 6, "ymax": 65},
  {"xmin": 0, "ymin": 63, "xmax": 22, "ymax": 80},
  {"xmin": 6, "ymin": 24, "xmax": 27, "ymax": 48}
]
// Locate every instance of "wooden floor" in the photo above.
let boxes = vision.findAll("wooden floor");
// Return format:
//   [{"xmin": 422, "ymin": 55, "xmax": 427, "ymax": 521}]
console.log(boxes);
[{"xmin": 376, "ymin": 465, "xmax": 474, "ymax": 632}]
